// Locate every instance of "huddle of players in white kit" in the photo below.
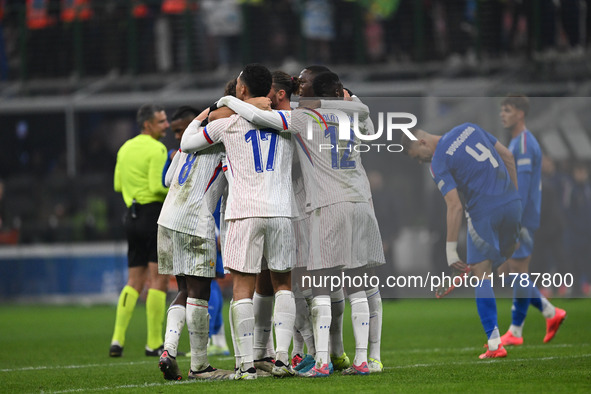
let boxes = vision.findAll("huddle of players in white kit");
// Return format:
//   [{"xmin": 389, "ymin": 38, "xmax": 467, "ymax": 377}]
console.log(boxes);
[{"xmin": 157, "ymin": 63, "xmax": 385, "ymax": 380}]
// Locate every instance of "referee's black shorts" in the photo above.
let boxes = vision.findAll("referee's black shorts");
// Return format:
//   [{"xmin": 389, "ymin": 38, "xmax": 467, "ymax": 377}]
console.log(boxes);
[{"xmin": 125, "ymin": 202, "xmax": 163, "ymax": 268}]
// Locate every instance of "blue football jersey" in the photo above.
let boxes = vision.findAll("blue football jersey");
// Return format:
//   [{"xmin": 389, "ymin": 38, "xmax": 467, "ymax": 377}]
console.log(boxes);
[
  {"xmin": 508, "ymin": 130, "xmax": 542, "ymax": 230},
  {"xmin": 430, "ymin": 123, "xmax": 520, "ymax": 219}
]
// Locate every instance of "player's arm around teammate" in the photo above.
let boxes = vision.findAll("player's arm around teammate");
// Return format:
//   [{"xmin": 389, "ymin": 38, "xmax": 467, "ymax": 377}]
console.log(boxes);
[{"xmin": 180, "ymin": 97, "xmax": 282, "ymax": 154}]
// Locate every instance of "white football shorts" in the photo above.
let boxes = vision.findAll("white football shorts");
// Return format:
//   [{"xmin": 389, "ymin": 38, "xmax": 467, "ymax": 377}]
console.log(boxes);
[
  {"xmin": 351, "ymin": 201, "xmax": 386, "ymax": 270},
  {"xmin": 223, "ymin": 217, "xmax": 295, "ymax": 274},
  {"xmin": 307, "ymin": 202, "xmax": 354, "ymax": 271},
  {"xmin": 157, "ymin": 225, "xmax": 217, "ymax": 278},
  {"xmin": 293, "ymin": 214, "xmax": 310, "ymax": 269}
]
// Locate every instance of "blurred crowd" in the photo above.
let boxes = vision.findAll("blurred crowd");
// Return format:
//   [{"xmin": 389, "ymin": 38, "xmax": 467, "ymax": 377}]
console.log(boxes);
[
  {"xmin": 0, "ymin": 0, "xmax": 589, "ymax": 79},
  {"xmin": 0, "ymin": 108, "xmax": 142, "ymax": 245},
  {"xmin": 534, "ymin": 157, "xmax": 591, "ymax": 297}
]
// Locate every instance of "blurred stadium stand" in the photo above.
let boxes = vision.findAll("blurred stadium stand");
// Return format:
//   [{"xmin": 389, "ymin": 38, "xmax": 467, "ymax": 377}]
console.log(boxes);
[
  {"xmin": 1, "ymin": 0, "xmax": 591, "ymax": 243},
  {"xmin": 1, "ymin": 1, "xmax": 591, "ymax": 300}
]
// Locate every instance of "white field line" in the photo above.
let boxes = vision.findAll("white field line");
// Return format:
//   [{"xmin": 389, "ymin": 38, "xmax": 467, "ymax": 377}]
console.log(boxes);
[
  {"xmin": 51, "ymin": 380, "xmax": 209, "ymax": 393},
  {"xmin": 0, "ymin": 357, "xmax": 235, "ymax": 373},
  {"xmin": 43, "ymin": 353, "xmax": 591, "ymax": 394},
  {"xmin": 2, "ymin": 343, "xmax": 587, "ymax": 374},
  {"xmin": 2, "ymin": 344, "xmax": 586, "ymax": 374},
  {"xmin": 0, "ymin": 360, "xmax": 154, "ymax": 373},
  {"xmin": 381, "ymin": 342, "xmax": 589, "ymax": 355},
  {"xmin": 384, "ymin": 353, "xmax": 591, "ymax": 370}
]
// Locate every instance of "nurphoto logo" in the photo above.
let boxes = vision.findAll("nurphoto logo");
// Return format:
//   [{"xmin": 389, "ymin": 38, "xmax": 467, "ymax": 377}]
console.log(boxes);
[{"xmin": 304, "ymin": 110, "xmax": 418, "ymax": 153}]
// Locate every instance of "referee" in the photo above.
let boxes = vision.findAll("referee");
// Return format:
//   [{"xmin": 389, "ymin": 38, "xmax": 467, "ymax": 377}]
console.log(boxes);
[{"xmin": 110, "ymin": 104, "xmax": 171, "ymax": 357}]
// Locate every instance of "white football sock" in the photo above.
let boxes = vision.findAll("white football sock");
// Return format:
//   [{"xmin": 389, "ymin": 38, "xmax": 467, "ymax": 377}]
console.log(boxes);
[
  {"xmin": 265, "ymin": 318, "xmax": 276, "ymax": 359},
  {"xmin": 253, "ymin": 292, "xmax": 274, "ymax": 360},
  {"xmin": 541, "ymin": 297, "xmax": 556, "ymax": 319},
  {"xmin": 509, "ymin": 323, "xmax": 524, "ymax": 338},
  {"xmin": 349, "ymin": 291, "xmax": 369, "ymax": 366},
  {"xmin": 294, "ymin": 293, "xmax": 316, "ymax": 356},
  {"xmin": 330, "ymin": 288, "xmax": 345, "ymax": 357},
  {"xmin": 231, "ymin": 298, "xmax": 255, "ymax": 371},
  {"xmin": 292, "ymin": 328, "xmax": 304, "ymax": 358},
  {"xmin": 488, "ymin": 327, "xmax": 502, "ymax": 351},
  {"xmin": 186, "ymin": 298, "xmax": 209, "ymax": 372},
  {"xmin": 273, "ymin": 290, "xmax": 296, "ymax": 365},
  {"xmin": 310, "ymin": 295, "xmax": 331, "ymax": 366},
  {"xmin": 164, "ymin": 304, "xmax": 186, "ymax": 358},
  {"xmin": 211, "ymin": 320, "xmax": 229, "ymax": 348},
  {"xmin": 366, "ymin": 287, "xmax": 382, "ymax": 361},
  {"xmin": 228, "ymin": 299, "xmax": 241, "ymax": 369}
]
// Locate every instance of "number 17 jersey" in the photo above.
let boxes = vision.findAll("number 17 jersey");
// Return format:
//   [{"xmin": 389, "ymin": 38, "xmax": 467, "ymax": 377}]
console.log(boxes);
[
  {"xmin": 202, "ymin": 112, "xmax": 294, "ymax": 220},
  {"xmin": 430, "ymin": 122, "xmax": 520, "ymax": 219}
]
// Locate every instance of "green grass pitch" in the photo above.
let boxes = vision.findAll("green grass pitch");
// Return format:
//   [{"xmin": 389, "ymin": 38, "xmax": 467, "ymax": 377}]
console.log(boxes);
[{"xmin": 1, "ymin": 298, "xmax": 590, "ymax": 393}]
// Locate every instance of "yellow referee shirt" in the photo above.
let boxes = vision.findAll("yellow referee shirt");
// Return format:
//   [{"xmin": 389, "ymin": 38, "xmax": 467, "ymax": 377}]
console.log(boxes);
[{"xmin": 114, "ymin": 134, "xmax": 169, "ymax": 207}]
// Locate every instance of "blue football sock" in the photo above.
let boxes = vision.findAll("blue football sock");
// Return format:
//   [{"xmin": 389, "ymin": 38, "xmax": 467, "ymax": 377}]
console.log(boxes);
[
  {"xmin": 475, "ymin": 279, "xmax": 498, "ymax": 339},
  {"xmin": 512, "ymin": 275, "xmax": 531, "ymax": 326},
  {"xmin": 529, "ymin": 282, "xmax": 544, "ymax": 311}
]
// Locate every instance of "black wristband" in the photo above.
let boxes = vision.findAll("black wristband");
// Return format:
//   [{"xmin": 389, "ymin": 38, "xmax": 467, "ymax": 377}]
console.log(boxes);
[{"xmin": 201, "ymin": 102, "xmax": 218, "ymax": 127}]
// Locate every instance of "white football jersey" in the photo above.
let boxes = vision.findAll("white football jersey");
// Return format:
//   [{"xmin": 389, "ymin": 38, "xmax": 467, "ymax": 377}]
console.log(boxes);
[
  {"xmin": 157, "ymin": 145, "xmax": 226, "ymax": 238},
  {"xmin": 202, "ymin": 111, "xmax": 294, "ymax": 220},
  {"xmin": 291, "ymin": 157, "xmax": 307, "ymax": 221},
  {"xmin": 290, "ymin": 108, "xmax": 372, "ymax": 212}
]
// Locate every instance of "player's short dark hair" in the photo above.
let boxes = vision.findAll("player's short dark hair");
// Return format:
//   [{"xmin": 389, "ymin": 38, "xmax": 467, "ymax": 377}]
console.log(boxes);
[
  {"xmin": 171, "ymin": 106, "xmax": 199, "ymax": 122},
  {"xmin": 501, "ymin": 94, "xmax": 530, "ymax": 116},
  {"xmin": 304, "ymin": 65, "xmax": 331, "ymax": 77},
  {"xmin": 239, "ymin": 63, "xmax": 272, "ymax": 98},
  {"xmin": 312, "ymin": 71, "xmax": 343, "ymax": 97},
  {"xmin": 137, "ymin": 104, "xmax": 165, "ymax": 129},
  {"xmin": 224, "ymin": 78, "xmax": 237, "ymax": 97},
  {"xmin": 400, "ymin": 128, "xmax": 420, "ymax": 154},
  {"xmin": 272, "ymin": 70, "xmax": 300, "ymax": 100}
]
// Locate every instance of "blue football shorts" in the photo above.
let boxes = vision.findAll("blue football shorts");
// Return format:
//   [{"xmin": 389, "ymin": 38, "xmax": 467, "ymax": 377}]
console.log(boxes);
[
  {"xmin": 512, "ymin": 226, "xmax": 535, "ymax": 259},
  {"xmin": 465, "ymin": 199, "xmax": 522, "ymax": 268}
]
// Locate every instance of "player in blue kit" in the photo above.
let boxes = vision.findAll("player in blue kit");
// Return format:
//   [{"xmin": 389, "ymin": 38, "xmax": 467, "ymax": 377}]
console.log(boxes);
[
  {"xmin": 401, "ymin": 123, "xmax": 521, "ymax": 359},
  {"xmin": 498, "ymin": 95, "xmax": 566, "ymax": 346},
  {"xmin": 207, "ymin": 199, "xmax": 230, "ymax": 357}
]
